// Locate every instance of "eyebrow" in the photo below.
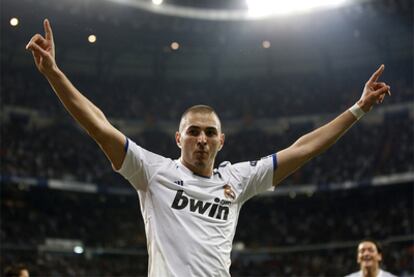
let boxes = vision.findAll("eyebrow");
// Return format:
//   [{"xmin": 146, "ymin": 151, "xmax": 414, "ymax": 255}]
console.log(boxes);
[
  {"xmin": 187, "ymin": 125, "xmax": 218, "ymax": 131},
  {"xmin": 359, "ymin": 246, "xmax": 375, "ymax": 251}
]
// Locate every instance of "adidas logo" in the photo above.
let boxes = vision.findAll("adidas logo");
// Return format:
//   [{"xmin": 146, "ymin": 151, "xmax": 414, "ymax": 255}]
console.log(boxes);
[{"xmin": 174, "ymin": 180, "xmax": 184, "ymax": 186}]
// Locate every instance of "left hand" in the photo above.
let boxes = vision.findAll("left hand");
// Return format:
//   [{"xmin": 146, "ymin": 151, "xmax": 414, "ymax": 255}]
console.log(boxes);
[{"xmin": 357, "ymin": 64, "xmax": 391, "ymax": 112}]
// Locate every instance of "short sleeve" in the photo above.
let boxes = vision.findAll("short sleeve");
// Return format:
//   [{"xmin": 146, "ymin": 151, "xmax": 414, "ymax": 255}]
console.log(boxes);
[
  {"xmin": 115, "ymin": 138, "xmax": 168, "ymax": 191},
  {"xmin": 229, "ymin": 153, "xmax": 277, "ymax": 203}
]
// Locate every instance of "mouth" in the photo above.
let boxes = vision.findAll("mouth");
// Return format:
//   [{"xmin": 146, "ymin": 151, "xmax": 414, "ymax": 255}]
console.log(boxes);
[{"xmin": 195, "ymin": 150, "xmax": 208, "ymax": 157}]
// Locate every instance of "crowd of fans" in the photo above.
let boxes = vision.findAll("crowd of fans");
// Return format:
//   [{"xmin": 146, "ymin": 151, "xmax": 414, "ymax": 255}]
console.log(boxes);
[
  {"xmin": 2, "ymin": 109, "xmax": 413, "ymax": 188},
  {"xmin": 2, "ymin": 180, "xmax": 413, "ymax": 276},
  {"xmin": 2, "ymin": 61, "xmax": 412, "ymax": 122}
]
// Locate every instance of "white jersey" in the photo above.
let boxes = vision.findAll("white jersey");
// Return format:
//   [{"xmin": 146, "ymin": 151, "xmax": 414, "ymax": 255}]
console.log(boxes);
[
  {"xmin": 345, "ymin": 269, "xmax": 397, "ymax": 277},
  {"xmin": 117, "ymin": 138, "xmax": 277, "ymax": 277}
]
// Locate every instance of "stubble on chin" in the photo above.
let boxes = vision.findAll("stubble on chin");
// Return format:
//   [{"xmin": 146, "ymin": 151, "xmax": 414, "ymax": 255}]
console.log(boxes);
[{"xmin": 194, "ymin": 160, "xmax": 206, "ymax": 168}]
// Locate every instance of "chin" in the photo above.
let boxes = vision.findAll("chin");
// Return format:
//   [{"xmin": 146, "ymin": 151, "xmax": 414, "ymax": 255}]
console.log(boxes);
[
  {"xmin": 195, "ymin": 160, "xmax": 206, "ymax": 167},
  {"xmin": 361, "ymin": 262, "xmax": 375, "ymax": 269}
]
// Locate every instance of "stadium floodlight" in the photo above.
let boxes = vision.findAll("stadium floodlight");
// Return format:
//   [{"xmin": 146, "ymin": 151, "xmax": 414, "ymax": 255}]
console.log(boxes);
[
  {"xmin": 152, "ymin": 0, "xmax": 163, "ymax": 5},
  {"xmin": 262, "ymin": 40, "xmax": 271, "ymax": 49},
  {"xmin": 10, "ymin": 17, "xmax": 19, "ymax": 26},
  {"xmin": 88, "ymin": 35, "xmax": 97, "ymax": 43},
  {"xmin": 246, "ymin": 0, "xmax": 347, "ymax": 18},
  {"xmin": 170, "ymin": 41, "xmax": 180, "ymax": 50},
  {"xmin": 73, "ymin": 246, "xmax": 84, "ymax": 254},
  {"xmin": 104, "ymin": 0, "xmax": 358, "ymax": 21}
]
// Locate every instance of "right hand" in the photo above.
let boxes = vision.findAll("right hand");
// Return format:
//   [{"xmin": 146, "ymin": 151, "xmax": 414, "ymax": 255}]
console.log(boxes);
[
  {"xmin": 357, "ymin": 64, "xmax": 391, "ymax": 112},
  {"xmin": 26, "ymin": 19, "xmax": 57, "ymax": 75}
]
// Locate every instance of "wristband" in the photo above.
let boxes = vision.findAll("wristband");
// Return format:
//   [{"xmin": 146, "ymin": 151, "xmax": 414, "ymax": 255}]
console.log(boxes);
[{"xmin": 349, "ymin": 103, "xmax": 365, "ymax": 120}]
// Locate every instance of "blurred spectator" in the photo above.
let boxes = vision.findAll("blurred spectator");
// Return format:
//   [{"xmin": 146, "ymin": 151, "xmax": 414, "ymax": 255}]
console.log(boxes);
[{"xmin": 3, "ymin": 264, "xmax": 29, "ymax": 277}]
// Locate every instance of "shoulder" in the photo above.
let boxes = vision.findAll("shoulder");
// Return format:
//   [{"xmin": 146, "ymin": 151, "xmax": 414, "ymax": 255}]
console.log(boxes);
[
  {"xmin": 216, "ymin": 154, "xmax": 276, "ymax": 179},
  {"xmin": 216, "ymin": 160, "xmax": 250, "ymax": 178},
  {"xmin": 218, "ymin": 161, "xmax": 232, "ymax": 168},
  {"xmin": 218, "ymin": 154, "xmax": 276, "ymax": 171},
  {"xmin": 127, "ymin": 139, "xmax": 170, "ymax": 164},
  {"xmin": 117, "ymin": 138, "xmax": 172, "ymax": 177}
]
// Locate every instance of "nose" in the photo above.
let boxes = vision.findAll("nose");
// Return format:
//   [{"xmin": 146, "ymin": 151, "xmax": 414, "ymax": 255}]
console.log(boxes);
[{"xmin": 197, "ymin": 131, "xmax": 207, "ymax": 144}]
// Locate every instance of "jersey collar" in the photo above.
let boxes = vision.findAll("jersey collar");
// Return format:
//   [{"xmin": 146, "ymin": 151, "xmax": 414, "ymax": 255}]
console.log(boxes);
[{"xmin": 176, "ymin": 159, "xmax": 212, "ymax": 179}]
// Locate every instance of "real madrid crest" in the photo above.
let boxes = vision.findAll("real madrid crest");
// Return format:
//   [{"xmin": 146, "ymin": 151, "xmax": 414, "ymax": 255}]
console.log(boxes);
[{"xmin": 223, "ymin": 184, "xmax": 235, "ymax": 200}]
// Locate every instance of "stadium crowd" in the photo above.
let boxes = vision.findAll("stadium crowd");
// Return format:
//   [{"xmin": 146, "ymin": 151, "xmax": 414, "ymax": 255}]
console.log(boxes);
[
  {"xmin": 2, "ymin": 109, "xmax": 413, "ymax": 187},
  {"xmin": 1, "ymin": 61, "xmax": 412, "ymax": 121},
  {"xmin": 2, "ymin": 180, "xmax": 413, "ymax": 276}
]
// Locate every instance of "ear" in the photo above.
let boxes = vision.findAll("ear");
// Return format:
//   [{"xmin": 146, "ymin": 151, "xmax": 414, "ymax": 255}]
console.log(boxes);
[
  {"xmin": 378, "ymin": 253, "xmax": 382, "ymax": 263},
  {"xmin": 175, "ymin": 131, "xmax": 182, "ymax": 149},
  {"xmin": 218, "ymin": 133, "xmax": 225, "ymax": 151}
]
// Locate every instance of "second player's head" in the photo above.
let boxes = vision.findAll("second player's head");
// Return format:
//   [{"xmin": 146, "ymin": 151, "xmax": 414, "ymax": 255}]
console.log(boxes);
[
  {"xmin": 357, "ymin": 240, "xmax": 383, "ymax": 271},
  {"xmin": 176, "ymin": 105, "xmax": 225, "ymax": 176}
]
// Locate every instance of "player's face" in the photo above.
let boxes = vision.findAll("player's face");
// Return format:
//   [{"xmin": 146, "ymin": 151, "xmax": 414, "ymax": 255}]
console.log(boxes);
[
  {"xmin": 357, "ymin": 241, "xmax": 382, "ymax": 270},
  {"xmin": 176, "ymin": 112, "xmax": 224, "ymax": 176}
]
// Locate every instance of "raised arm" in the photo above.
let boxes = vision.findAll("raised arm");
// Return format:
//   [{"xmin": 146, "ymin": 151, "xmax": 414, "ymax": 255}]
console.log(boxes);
[
  {"xmin": 26, "ymin": 19, "xmax": 126, "ymax": 170},
  {"xmin": 273, "ymin": 65, "xmax": 391, "ymax": 185}
]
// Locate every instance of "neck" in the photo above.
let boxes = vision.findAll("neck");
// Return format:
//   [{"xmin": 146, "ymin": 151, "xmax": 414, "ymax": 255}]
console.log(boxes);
[
  {"xmin": 362, "ymin": 267, "xmax": 380, "ymax": 277},
  {"xmin": 180, "ymin": 158, "xmax": 213, "ymax": 177}
]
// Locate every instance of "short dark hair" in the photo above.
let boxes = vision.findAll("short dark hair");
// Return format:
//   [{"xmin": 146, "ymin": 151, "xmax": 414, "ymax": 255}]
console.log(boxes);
[
  {"xmin": 179, "ymin": 105, "xmax": 221, "ymax": 132},
  {"xmin": 4, "ymin": 264, "xmax": 28, "ymax": 277},
  {"xmin": 358, "ymin": 239, "xmax": 383, "ymax": 255}
]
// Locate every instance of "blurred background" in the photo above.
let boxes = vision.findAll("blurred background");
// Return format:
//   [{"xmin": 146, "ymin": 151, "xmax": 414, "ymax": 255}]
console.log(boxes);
[{"xmin": 1, "ymin": 0, "xmax": 413, "ymax": 276}]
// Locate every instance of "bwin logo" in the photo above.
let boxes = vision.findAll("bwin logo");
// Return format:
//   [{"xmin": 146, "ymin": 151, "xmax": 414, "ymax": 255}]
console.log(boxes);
[{"xmin": 171, "ymin": 190, "xmax": 229, "ymax": 221}]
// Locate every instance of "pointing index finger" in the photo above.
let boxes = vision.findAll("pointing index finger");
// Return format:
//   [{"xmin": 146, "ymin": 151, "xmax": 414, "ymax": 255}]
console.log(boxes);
[
  {"xmin": 368, "ymin": 64, "xmax": 384, "ymax": 84},
  {"xmin": 43, "ymin": 19, "xmax": 54, "ymax": 42}
]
